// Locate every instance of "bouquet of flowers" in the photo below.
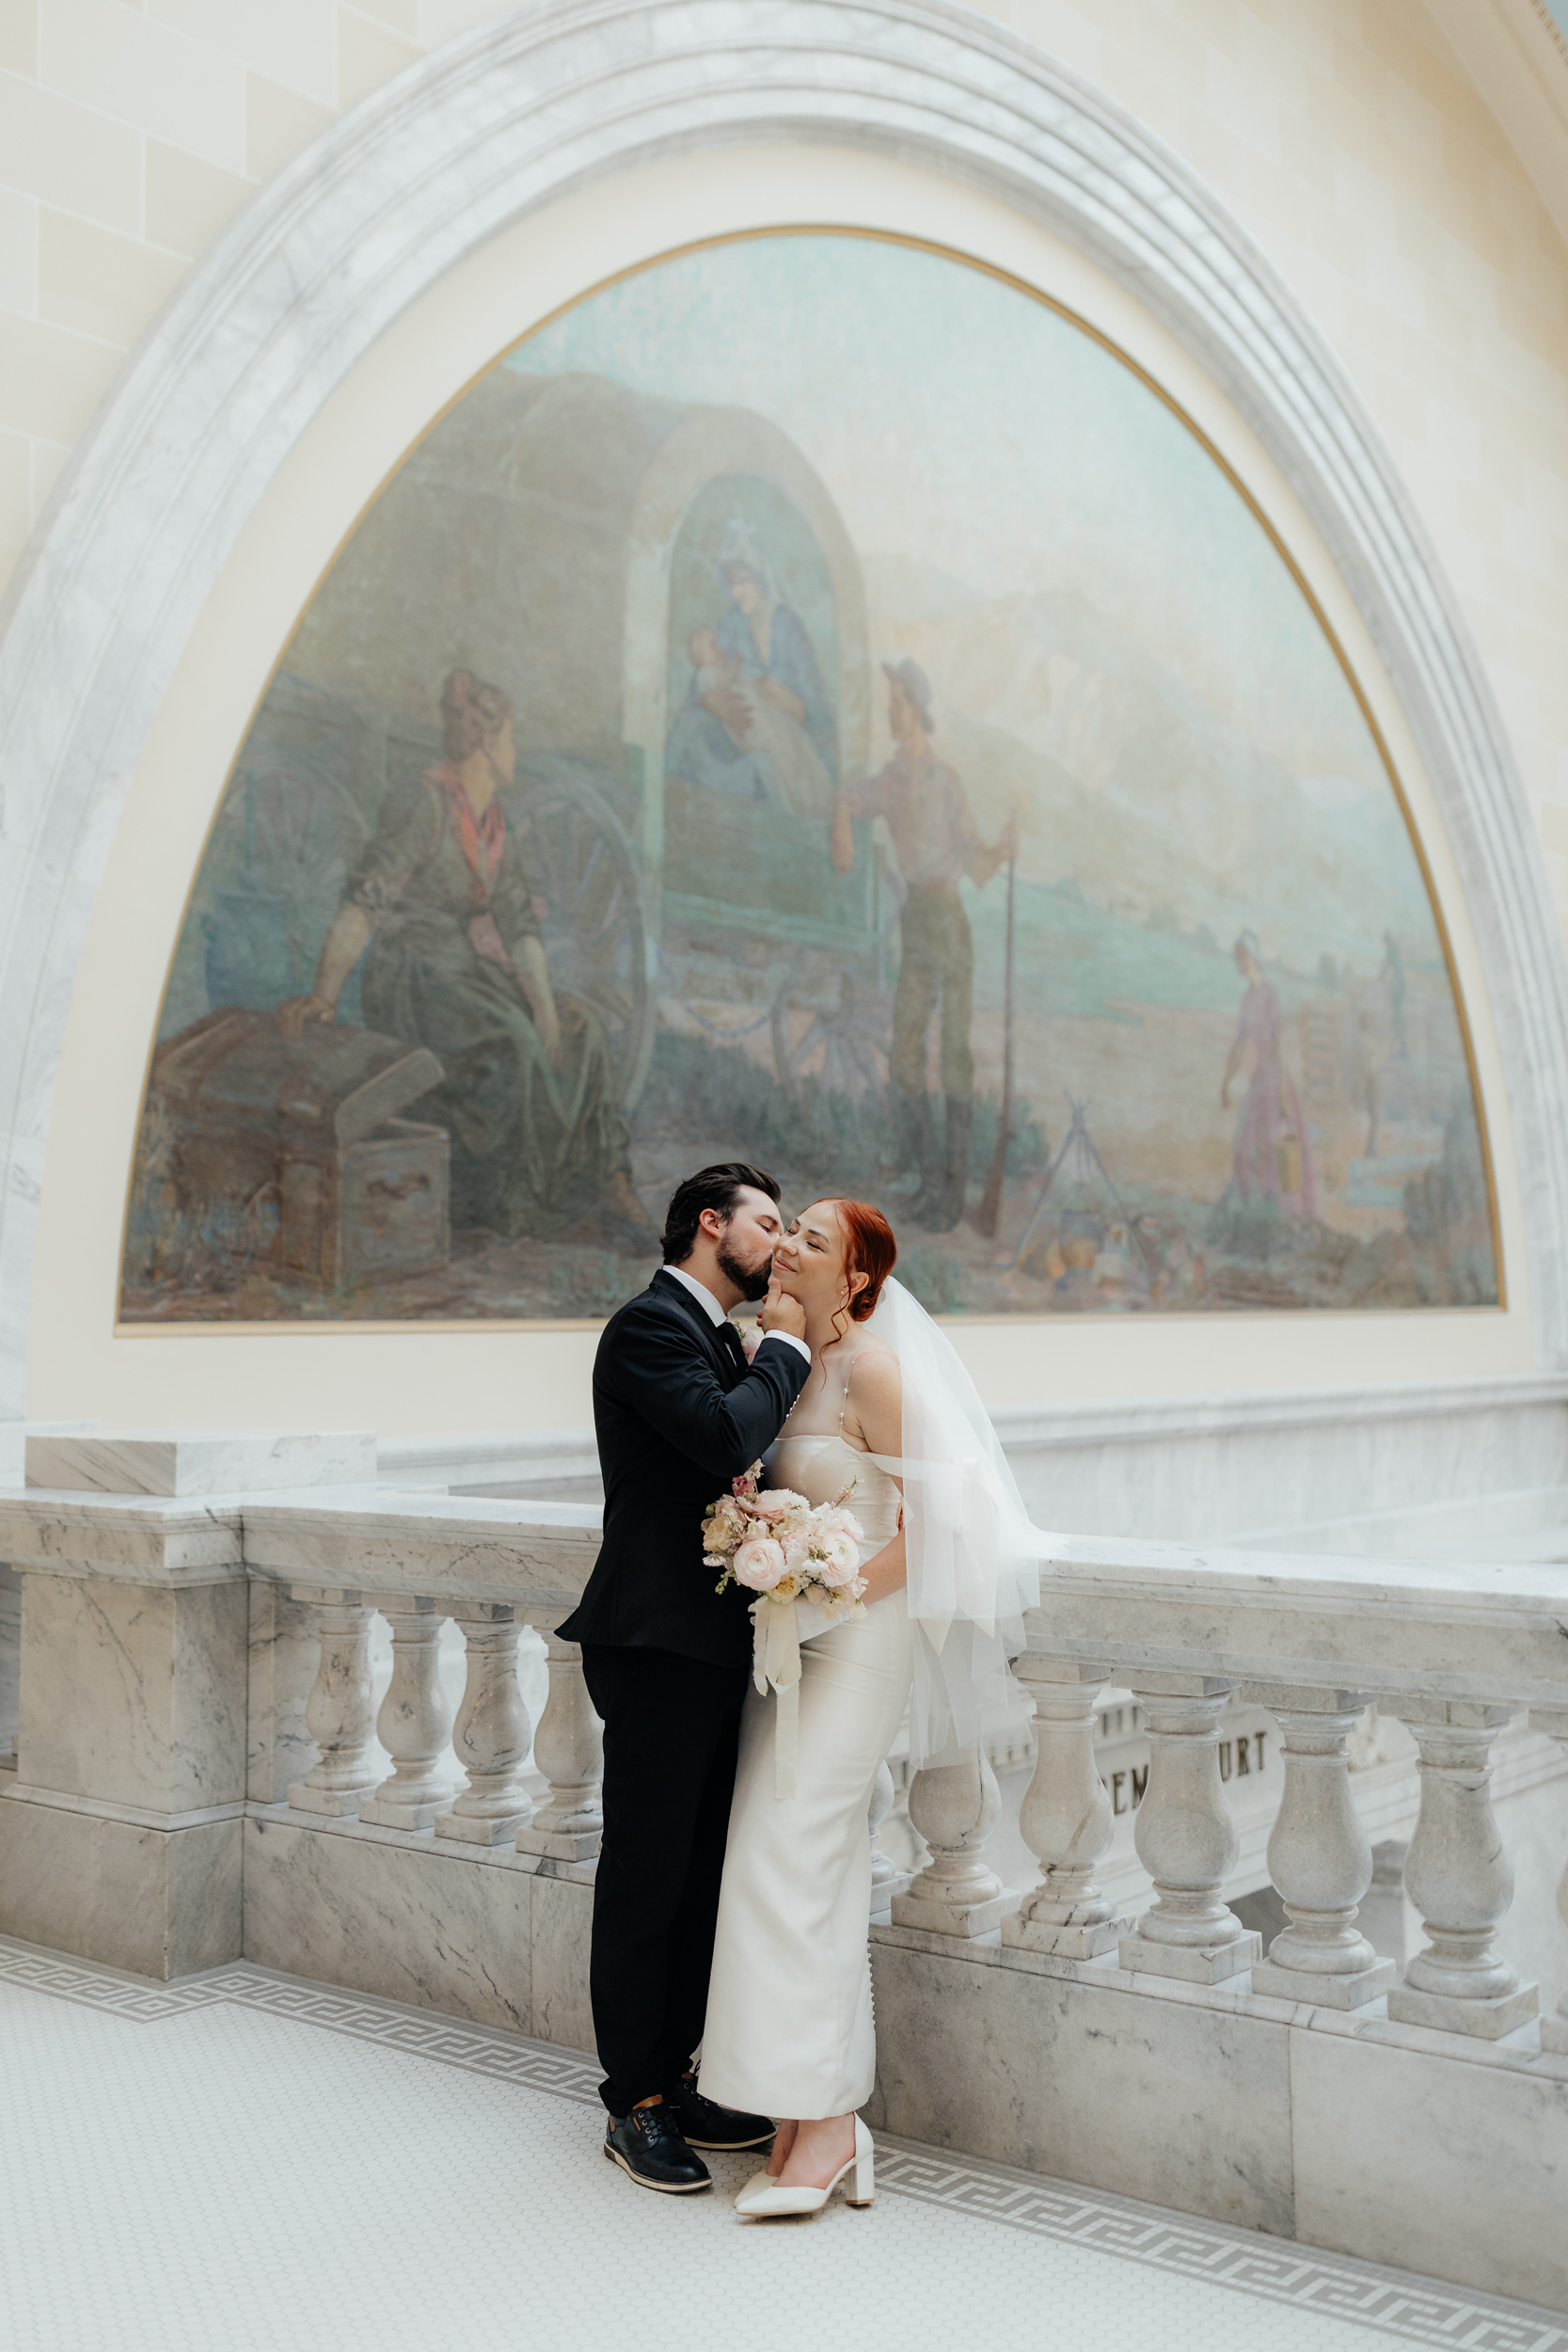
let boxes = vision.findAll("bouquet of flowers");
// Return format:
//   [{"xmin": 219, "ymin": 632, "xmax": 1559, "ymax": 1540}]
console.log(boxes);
[
  {"xmin": 703, "ymin": 1463, "xmax": 868, "ymax": 1798},
  {"xmin": 703, "ymin": 1460, "xmax": 867, "ymax": 1615}
]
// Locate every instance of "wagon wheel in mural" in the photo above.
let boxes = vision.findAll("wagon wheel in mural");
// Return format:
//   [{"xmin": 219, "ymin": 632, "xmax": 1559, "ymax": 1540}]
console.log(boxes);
[
  {"xmin": 769, "ymin": 964, "xmax": 893, "ymax": 1110},
  {"xmin": 515, "ymin": 778, "xmax": 655, "ymax": 1113}
]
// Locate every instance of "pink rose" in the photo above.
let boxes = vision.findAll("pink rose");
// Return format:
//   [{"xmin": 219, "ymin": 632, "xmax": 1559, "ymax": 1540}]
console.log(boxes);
[
  {"xmin": 752, "ymin": 1489, "xmax": 800, "ymax": 1522},
  {"xmin": 820, "ymin": 1506, "xmax": 863, "ymax": 1545},
  {"xmin": 733, "ymin": 1534, "xmax": 786, "ymax": 1591},
  {"xmin": 737, "ymin": 1325, "xmax": 763, "ymax": 1361}
]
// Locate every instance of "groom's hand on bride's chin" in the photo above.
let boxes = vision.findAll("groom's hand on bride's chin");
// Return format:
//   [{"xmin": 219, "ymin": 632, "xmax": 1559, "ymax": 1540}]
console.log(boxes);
[{"xmin": 757, "ymin": 1277, "xmax": 807, "ymax": 1343}]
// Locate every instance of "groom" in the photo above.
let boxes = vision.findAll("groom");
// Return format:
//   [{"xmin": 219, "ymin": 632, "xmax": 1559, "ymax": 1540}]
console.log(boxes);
[{"xmin": 559, "ymin": 1162, "xmax": 811, "ymax": 2193}]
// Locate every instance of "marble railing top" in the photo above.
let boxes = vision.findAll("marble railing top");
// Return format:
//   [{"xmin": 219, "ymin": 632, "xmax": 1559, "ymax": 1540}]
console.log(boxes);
[
  {"xmin": 0, "ymin": 1484, "xmax": 603, "ymax": 1598},
  {"xmin": 0, "ymin": 1489, "xmax": 249, "ymax": 1579},
  {"xmin": 6, "ymin": 1480, "xmax": 1568, "ymax": 1702},
  {"xmin": 240, "ymin": 1488, "xmax": 602, "ymax": 1610},
  {"xmin": 1030, "ymin": 1535, "xmax": 1568, "ymax": 1705}
]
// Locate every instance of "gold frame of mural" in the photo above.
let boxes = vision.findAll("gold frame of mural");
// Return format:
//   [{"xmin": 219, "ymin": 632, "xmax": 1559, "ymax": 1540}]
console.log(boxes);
[{"xmin": 114, "ymin": 225, "xmax": 1505, "ymax": 1336}]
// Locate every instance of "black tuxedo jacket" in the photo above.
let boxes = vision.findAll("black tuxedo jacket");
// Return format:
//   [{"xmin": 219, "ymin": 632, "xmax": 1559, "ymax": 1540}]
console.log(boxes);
[{"xmin": 558, "ymin": 1269, "xmax": 811, "ymax": 1670}]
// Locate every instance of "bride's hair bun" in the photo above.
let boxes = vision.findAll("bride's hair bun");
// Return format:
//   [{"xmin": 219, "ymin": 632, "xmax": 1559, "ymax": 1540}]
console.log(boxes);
[{"xmin": 827, "ymin": 1199, "xmax": 897, "ymax": 1322}]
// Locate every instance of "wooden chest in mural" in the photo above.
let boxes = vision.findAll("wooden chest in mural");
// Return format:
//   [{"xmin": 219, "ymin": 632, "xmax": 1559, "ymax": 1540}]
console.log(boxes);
[{"xmin": 149, "ymin": 1011, "xmax": 450, "ymax": 1292}]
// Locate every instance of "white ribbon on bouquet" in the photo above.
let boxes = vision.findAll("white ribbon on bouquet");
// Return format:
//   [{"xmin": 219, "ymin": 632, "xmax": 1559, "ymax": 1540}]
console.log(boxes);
[
  {"xmin": 752, "ymin": 1588, "xmax": 858, "ymax": 1799},
  {"xmin": 752, "ymin": 1597, "xmax": 803, "ymax": 1799}
]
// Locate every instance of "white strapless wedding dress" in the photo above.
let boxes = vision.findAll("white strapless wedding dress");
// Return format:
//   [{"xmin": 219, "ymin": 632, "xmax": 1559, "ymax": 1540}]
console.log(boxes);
[{"xmin": 697, "ymin": 1431, "xmax": 913, "ymax": 2120}]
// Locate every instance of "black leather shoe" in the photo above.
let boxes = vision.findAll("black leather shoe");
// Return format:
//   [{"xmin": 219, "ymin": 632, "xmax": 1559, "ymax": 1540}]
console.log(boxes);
[
  {"xmin": 603, "ymin": 2104, "xmax": 712, "ymax": 2194},
  {"xmin": 666, "ymin": 2075, "xmax": 776, "ymax": 2152}
]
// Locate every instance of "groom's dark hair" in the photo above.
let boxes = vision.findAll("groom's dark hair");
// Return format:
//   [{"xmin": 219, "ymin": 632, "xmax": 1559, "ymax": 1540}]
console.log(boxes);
[{"xmin": 661, "ymin": 1162, "xmax": 782, "ymax": 1265}]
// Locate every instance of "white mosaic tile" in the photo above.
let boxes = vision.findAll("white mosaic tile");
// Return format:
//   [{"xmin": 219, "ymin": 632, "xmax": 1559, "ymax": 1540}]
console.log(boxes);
[{"xmin": 2, "ymin": 1935, "xmax": 1563, "ymax": 2352}]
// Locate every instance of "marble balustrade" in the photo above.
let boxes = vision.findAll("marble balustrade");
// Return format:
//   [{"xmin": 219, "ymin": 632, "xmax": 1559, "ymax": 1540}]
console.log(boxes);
[{"xmin": 2, "ymin": 1435, "xmax": 1568, "ymax": 2306}]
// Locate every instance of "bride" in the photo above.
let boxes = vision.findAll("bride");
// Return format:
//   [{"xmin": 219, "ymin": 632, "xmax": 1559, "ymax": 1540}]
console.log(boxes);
[{"xmin": 697, "ymin": 1197, "xmax": 1045, "ymax": 2219}]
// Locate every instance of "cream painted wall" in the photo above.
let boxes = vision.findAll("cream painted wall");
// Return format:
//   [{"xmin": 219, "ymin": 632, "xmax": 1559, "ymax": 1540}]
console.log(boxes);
[
  {"xmin": 25, "ymin": 143, "xmax": 1534, "ymax": 1431},
  {"xmin": 0, "ymin": 0, "xmax": 520, "ymax": 598},
  {"xmin": 4, "ymin": 0, "xmax": 1567, "ymax": 1430}
]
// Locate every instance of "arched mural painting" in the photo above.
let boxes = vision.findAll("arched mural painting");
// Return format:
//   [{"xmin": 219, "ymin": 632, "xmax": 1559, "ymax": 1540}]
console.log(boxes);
[{"xmin": 119, "ymin": 231, "xmax": 1498, "ymax": 1324}]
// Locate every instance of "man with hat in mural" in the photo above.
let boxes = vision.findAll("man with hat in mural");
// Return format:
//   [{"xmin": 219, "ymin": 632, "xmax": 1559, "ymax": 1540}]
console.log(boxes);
[{"xmin": 832, "ymin": 659, "xmax": 1018, "ymax": 1231}]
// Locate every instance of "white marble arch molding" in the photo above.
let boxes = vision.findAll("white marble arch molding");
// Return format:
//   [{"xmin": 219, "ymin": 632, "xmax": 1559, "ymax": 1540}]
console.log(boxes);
[{"xmin": 0, "ymin": 0, "xmax": 1563, "ymax": 1407}]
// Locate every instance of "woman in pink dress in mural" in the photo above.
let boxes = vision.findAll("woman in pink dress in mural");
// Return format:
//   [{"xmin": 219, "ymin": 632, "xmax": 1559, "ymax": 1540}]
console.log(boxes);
[{"xmin": 1221, "ymin": 930, "xmax": 1318, "ymax": 1218}]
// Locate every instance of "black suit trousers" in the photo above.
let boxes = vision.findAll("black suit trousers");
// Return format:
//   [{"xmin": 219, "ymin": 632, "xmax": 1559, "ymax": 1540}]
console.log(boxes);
[{"xmin": 579, "ymin": 1642, "xmax": 749, "ymax": 2118}]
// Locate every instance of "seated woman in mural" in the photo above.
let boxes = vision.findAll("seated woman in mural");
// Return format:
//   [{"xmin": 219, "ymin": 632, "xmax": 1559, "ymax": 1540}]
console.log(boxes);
[
  {"xmin": 276, "ymin": 670, "xmax": 655, "ymax": 1249},
  {"xmin": 1221, "ymin": 929, "xmax": 1319, "ymax": 1220},
  {"xmin": 664, "ymin": 519, "xmax": 837, "ymax": 819}
]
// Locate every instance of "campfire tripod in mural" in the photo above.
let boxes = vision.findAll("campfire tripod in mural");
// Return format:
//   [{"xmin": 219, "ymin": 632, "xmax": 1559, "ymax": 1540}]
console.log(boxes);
[{"xmin": 119, "ymin": 230, "xmax": 1499, "ymax": 1326}]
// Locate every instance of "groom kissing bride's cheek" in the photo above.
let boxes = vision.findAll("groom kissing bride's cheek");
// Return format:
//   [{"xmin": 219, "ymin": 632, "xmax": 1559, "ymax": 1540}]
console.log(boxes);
[{"xmin": 558, "ymin": 1161, "xmax": 1049, "ymax": 2218}]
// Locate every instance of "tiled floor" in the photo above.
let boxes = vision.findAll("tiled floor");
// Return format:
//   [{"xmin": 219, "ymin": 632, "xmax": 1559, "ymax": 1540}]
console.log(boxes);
[{"xmin": 3, "ymin": 1936, "xmax": 1564, "ymax": 2352}]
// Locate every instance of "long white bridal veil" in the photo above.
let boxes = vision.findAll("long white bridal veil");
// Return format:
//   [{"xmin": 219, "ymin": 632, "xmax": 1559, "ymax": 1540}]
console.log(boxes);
[{"xmin": 862, "ymin": 1276, "xmax": 1055, "ymax": 1767}]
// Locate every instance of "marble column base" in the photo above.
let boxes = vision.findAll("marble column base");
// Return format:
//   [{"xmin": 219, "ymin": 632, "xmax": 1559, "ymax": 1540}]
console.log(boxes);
[
  {"xmin": 867, "ymin": 1926, "xmax": 1568, "ymax": 2309},
  {"xmin": 357, "ymin": 1792, "xmax": 453, "ymax": 1832},
  {"xmin": 288, "ymin": 1782, "xmax": 371, "ymax": 1818},
  {"xmin": 1387, "ymin": 1978, "xmax": 1540, "ymax": 2039},
  {"xmin": 1252, "ymin": 1954, "xmax": 1396, "ymax": 2009},
  {"xmin": 244, "ymin": 1813, "xmax": 594, "ymax": 2048},
  {"xmin": 1003, "ymin": 1912, "xmax": 1131, "ymax": 1961},
  {"xmin": 870, "ymin": 1869, "xmax": 912, "ymax": 1912},
  {"xmin": 1542, "ymin": 2010, "xmax": 1568, "ymax": 2056},
  {"xmin": 435, "ymin": 1804, "xmax": 531, "ymax": 1847},
  {"xmin": 892, "ymin": 1886, "xmax": 1011, "ymax": 1937},
  {"xmin": 514, "ymin": 1820, "xmax": 600, "ymax": 1863},
  {"xmin": 0, "ymin": 1798, "xmax": 240, "ymax": 1979},
  {"xmin": 1118, "ymin": 1927, "xmax": 1261, "ymax": 1985}
]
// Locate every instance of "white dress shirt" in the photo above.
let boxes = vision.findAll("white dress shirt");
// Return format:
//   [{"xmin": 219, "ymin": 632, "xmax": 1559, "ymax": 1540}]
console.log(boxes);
[{"xmin": 661, "ymin": 1264, "xmax": 812, "ymax": 1364}]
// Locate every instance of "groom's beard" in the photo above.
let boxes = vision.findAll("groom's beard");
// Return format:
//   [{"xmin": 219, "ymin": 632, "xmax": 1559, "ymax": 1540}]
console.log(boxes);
[{"xmin": 717, "ymin": 1238, "xmax": 773, "ymax": 1303}]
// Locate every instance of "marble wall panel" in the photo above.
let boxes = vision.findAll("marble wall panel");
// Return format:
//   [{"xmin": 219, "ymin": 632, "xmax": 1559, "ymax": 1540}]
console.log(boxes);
[
  {"xmin": 531, "ymin": 1871, "xmax": 594, "ymax": 2056},
  {"xmin": 243, "ymin": 1816, "xmax": 532, "ymax": 2034},
  {"xmin": 1000, "ymin": 1384, "xmax": 1568, "ymax": 1548},
  {"xmin": 0, "ymin": 1562, "xmax": 19, "ymax": 1753},
  {"xmin": 868, "ymin": 1938, "xmax": 1294, "ymax": 2234},
  {"xmin": 0, "ymin": 1803, "xmax": 240, "ymax": 1977},
  {"xmin": 19, "ymin": 1575, "xmax": 245, "ymax": 1811},
  {"xmin": 1291, "ymin": 2029, "xmax": 1568, "ymax": 2312}
]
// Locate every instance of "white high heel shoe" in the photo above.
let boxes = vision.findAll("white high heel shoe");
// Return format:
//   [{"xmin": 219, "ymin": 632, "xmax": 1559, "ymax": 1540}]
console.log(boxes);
[{"xmin": 734, "ymin": 2117, "xmax": 875, "ymax": 2218}]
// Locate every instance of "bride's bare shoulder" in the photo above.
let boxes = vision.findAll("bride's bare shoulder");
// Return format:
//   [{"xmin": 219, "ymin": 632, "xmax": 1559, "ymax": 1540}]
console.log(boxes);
[{"xmin": 847, "ymin": 1341, "xmax": 901, "ymax": 1394}]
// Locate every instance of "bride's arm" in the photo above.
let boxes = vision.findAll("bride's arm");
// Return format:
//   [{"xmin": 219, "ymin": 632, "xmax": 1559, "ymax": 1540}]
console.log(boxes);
[{"xmin": 845, "ymin": 1348, "xmax": 907, "ymax": 1603}]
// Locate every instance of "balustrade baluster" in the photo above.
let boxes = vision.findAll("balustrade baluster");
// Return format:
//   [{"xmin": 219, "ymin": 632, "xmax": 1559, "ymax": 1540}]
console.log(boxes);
[
  {"xmin": 435, "ymin": 1603, "xmax": 533, "ymax": 1845},
  {"xmin": 1529, "ymin": 1707, "xmax": 1568, "ymax": 2055},
  {"xmin": 514, "ymin": 1628, "xmax": 603, "ymax": 1861},
  {"xmin": 1002, "ymin": 1658, "xmax": 1123, "ymax": 1959},
  {"xmin": 287, "ymin": 1586, "xmax": 378, "ymax": 1817},
  {"xmin": 1118, "ymin": 1674, "xmax": 1260, "ymax": 1983},
  {"xmin": 359, "ymin": 1596, "xmax": 456, "ymax": 1831},
  {"xmin": 1245, "ymin": 1683, "xmax": 1395, "ymax": 2007},
  {"xmin": 1381, "ymin": 1696, "xmax": 1538, "ymax": 2039},
  {"xmin": 891, "ymin": 1743, "xmax": 1010, "ymax": 1937},
  {"xmin": 868, "ymin": 1757, "xmax": 910, "ymax": 1913}
]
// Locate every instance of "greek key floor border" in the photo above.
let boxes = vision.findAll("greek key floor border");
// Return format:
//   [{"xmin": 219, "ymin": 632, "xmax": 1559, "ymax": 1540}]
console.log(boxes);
[{"xmin": 3, "ymin": 1934, "xmax": 1563, "ymax": 2352}]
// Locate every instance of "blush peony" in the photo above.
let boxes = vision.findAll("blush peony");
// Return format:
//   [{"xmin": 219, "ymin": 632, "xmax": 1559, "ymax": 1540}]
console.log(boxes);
[
  {"xmin": 752, "ymin": 1489, "xmax": 800, "ymax": 1518},
  {"xmin": 816, "ymin": 1531, "xmax": 862, "ymax": 1586},
  {"xmin": 733, "ymin": 1534, "xmax": 786, "ymax": 1591}
]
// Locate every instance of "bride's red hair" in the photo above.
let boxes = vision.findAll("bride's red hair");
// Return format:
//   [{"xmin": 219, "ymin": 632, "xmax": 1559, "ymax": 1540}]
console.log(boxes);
[{"xmin": 823, "ymin": 1198, "xmax": 897, "ymax": 1326}]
